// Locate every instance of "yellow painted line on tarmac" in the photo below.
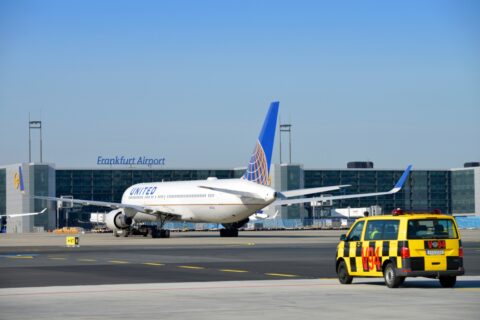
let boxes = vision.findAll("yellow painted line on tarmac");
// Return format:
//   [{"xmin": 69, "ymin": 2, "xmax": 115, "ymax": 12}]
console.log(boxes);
[
  {"xmin": 108, "ymin": 260, "xmax": 130, "ymax": 264},
  {"xmin": 219, "ymin": 269, "xmax": 248, "ymax": 273},
  {"xmin": 178, "ymin": 265, "xmax": 205, "ymax": 270},
  {"xmin": 77, "ymin": 259, "xmax": 97, "ymax": 262},
  {"xmin": 7, "ymin": 255, "xmax": 34, "ymax": 259},
  {"xmin": 49, "ymin": 257, "xmax": 67, "ymax": 260},
  {"xmin": 265, "ymin": 273, "xmax": 298, "ymax": 278},
  {"xmin": 143, "ymin": 262, "xmax": 165, "ymax": 266}
]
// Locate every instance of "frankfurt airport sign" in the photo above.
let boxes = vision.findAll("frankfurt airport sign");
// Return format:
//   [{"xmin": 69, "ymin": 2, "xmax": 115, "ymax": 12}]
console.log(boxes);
[{"xmin": 97, "ymin": 156, "xmax": 166, "ymax": 167}]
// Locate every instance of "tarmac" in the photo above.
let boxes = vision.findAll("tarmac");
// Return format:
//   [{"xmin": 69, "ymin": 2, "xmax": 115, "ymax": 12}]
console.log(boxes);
[
  {"xmin": 1, "ymin": 278, "xmax": 479, "ymax": 320},
  {"xmin": 0, "ymin": 229, "xmax": 479, "ymax": 319}
]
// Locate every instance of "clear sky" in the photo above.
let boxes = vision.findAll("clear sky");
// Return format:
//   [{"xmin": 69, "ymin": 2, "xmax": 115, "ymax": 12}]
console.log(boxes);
[{"xmin": 1, "ymin": 0, "xmax": 479, "ymax": 169}]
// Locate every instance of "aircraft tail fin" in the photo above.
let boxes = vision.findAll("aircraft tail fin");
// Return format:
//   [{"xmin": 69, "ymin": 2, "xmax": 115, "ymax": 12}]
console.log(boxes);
[{"xmin": 242, "ymin": 101, "xmax": 279, "ymax": 185}]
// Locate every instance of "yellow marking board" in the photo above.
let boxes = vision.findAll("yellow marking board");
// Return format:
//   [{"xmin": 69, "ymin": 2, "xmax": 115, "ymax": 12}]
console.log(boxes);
[{"xmin": 66, "ymin": 236, "xmax": 79, "ymax": 247}]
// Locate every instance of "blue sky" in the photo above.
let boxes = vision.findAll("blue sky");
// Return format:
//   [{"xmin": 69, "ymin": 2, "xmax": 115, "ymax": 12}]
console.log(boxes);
[{"xmin": 1, "ymin": 0, "xmax": 479, "ymax": 169}]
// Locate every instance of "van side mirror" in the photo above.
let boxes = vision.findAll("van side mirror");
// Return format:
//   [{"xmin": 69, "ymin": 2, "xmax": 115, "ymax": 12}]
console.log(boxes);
[{"xmin": 340, "ymin": 234, "xmax": 346, "ymax": 241}]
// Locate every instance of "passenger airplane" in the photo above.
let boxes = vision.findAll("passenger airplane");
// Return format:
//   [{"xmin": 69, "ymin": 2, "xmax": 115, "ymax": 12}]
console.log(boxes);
[{"xmin": 35, "ymin": 101, "xmax": 412, "ymax": 238}]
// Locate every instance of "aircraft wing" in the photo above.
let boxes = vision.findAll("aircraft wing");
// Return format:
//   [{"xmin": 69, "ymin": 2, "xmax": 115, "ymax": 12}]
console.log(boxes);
[
  {"xmin": 278, "ymin": 185, "xmax": 350, "ymax": 198},
  {"xmin": 33, "ymin": 196, "xmax": 181, "ymax": 218},
  {"xmin": 274, "ymin": 165, "xmax": 412, "ymax": 206},
  {"xmin": 0, "ymin": 208, "xmax": 47, "ymax": 218}
]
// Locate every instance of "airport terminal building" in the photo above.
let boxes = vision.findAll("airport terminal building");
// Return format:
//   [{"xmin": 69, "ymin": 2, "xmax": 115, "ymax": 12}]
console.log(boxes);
[{"xmin": 1, "ymin": 162, "xmax": 479, "ymax": 233}]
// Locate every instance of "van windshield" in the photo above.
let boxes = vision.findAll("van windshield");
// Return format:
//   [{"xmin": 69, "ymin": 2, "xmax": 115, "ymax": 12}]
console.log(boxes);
[{"xmin": 407, "ymin": 219, "xmax": 458, "ymax": 239}]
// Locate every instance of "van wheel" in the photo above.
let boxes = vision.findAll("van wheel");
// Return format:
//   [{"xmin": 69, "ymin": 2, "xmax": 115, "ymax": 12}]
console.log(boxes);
[
  {"xmin": 383, "ymin": 263, "xmax": 403, "ymax": 288},
  {"xmin": 337, "ymin": 260, "xmax": 353, "ymax": 284},
  {"xmin": 439, "ymin": 276, "xmax": 456, "ymax": 288}
]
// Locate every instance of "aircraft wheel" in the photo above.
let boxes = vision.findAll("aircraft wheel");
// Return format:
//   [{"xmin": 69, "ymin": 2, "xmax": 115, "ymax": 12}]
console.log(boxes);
[{"xmin": 159, "ymin": 229, "xmax": 170, "ymax": 238}]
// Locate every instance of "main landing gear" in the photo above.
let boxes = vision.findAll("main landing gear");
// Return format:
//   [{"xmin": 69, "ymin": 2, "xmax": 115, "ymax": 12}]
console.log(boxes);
[
  {"xmin": 114, "ymin": 226, "xmax": 171, "ymax": 238},
  {"xmin": 220, "ymin": 228, "xmax": 239, "ymax": 237},
  {"xmin": 220, "ymin": 218, "xmax": 249, "ymax": 237},
  {"xmin": 114, "ymin": 216, "xmax": 171, "ymax": 239}
]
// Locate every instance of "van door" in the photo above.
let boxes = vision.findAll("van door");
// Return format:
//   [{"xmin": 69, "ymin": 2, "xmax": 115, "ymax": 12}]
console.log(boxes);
[
  {"xmin": 343, "ymin": 220, "xmax": 365, "ymax": 276},
  {"xmin": 362, "ymin": 219, "xmax": 400, "ymax": 277}
]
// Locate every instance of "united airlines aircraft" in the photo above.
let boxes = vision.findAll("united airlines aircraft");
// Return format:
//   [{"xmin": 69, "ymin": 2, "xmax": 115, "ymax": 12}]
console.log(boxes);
[{"xmin": 35, "ymin": 102, "xmax": 412, "ymax": 238}]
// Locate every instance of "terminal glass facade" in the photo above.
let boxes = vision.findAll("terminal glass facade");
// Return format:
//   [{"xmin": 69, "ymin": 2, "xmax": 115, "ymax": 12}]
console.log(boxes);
[
  {"xmin": 0, "ymin": 169, "xmax": 5, "ymax": 220},
  {"xmin": 451, "ymin": 170, "xmax": 475, "ymax": 214},
  {"xmin": 56, "ymin": 169, "xmax": 235, "ymax": 226},
  {"xmin": 304, "ymin": 169, "xmax": 451, "ymax": 214},
  {"xmin": 50, "ymin": 167, "xmax": 472, "ymax": 228}
]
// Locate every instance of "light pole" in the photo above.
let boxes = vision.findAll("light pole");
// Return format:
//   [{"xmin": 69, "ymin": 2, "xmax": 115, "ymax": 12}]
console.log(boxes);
[
  {"xmin": 29, "ymin": 118, "xmax": 43, "ymax": 163},
  {"xmin": 279, "ymin": 124, "xmax": 292, "ymax": 164}
]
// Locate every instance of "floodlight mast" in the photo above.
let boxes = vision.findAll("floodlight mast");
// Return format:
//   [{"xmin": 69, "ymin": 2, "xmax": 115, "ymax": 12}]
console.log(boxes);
[
  {"xmin": 28, "ymin": 115, "xmax": 43, "ymax": 163},
  {"xmin": 279, "ymin": 123, "xmax": 292, "ymax": 164}
]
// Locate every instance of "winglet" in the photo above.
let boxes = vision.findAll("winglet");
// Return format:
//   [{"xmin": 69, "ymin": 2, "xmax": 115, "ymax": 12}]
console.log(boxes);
[{"xmin": 393, "ymin": 165, "xmax": 412, "ymax": 191}]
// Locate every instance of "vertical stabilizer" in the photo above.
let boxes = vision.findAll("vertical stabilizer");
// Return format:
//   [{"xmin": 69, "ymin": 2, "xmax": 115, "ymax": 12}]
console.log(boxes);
[
  {"xmin": 242, "ymin": 101, "xmax": 279, "ymax": 185},
  {"xmin": 13, "ymin": 166, "xmax": 25, "ymax": 193}
]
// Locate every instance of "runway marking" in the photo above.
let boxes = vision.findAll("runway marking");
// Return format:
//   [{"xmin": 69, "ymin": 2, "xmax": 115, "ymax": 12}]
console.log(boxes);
[
  {"xmin": 265, "ymin": 273, "xmax": 298, "ymax": 278},
  {"xmin": 219, "ymin": 269, "xmax": 248, "ymax": 273},
  {"xmin": 5, "ymin": 255, "xmax": 34, "ymax": 259},
  {"xmin": 178, "ymin": 265, "xmax": 205, "ymax": 270},
  {"xmin": 108, "ymin": 260, "xmax": 130, "ymax": 264},
  {"xmin": 143, "ymin": 263, "xmax": 165, "ymax": 266},
  {"xmin": 49, "ymin": 257, "xmax": 67, "ymax": 260},
  {"xmin": 77, "ymin": 259, "xmax": 97, "ymax": 262}
]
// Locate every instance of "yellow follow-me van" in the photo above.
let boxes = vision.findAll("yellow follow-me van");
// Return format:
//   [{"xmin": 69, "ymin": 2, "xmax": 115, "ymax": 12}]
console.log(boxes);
[{"xmin": 336, "ymin": 210, "xmax": 464, "ymax": 288}]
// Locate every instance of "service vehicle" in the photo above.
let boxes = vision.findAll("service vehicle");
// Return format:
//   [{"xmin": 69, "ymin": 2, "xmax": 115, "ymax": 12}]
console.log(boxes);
[{"xmin": 336, "ymin": 210, "xmax": 464, "ymax": 288}]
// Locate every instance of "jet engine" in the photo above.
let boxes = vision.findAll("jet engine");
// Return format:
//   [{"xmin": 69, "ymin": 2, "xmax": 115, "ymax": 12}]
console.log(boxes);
[{"xmin": 105, "ymin": 209, "xmax": 133, "ymax": 230}]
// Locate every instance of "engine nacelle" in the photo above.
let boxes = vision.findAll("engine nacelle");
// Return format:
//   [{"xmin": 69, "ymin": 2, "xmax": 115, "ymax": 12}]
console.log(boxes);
[{"xmin": 105, "ymin": 209, "xmax": 133, "ymax": 230}]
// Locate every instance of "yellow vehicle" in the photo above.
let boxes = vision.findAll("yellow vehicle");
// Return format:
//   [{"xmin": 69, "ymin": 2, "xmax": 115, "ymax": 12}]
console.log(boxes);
[{"xmin": 336, "ymin": 210, "xmax": 464, "ymax": 288}]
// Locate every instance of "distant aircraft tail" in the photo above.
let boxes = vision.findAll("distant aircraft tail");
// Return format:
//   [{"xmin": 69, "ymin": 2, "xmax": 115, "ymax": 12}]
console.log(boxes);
[
  {"xmin": 19, "ymin": 166, "xmax": 25, "ymax": 192},
  {"xmin": 13, "ymin": 166, "xmax": 25, "ymax": 193},
  {"xmin": 242, "ymin": 101, "xmax": 279, "ymax": 185}
]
